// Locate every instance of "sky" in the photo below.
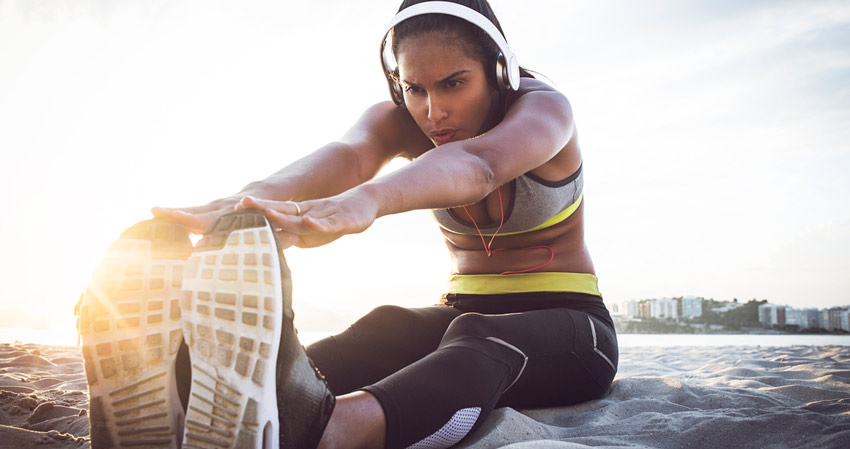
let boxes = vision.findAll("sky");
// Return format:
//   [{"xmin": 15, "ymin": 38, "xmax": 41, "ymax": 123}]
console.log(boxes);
[{"xmin": 1, "ymin": 0, "xmax": 848, "ymax": 345}]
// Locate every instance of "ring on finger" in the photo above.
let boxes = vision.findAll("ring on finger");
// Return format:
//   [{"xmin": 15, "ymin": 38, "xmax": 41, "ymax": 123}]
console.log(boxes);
[{"xmin": 286, "ymin": 201, "xmax": 301, "ymax": 216}]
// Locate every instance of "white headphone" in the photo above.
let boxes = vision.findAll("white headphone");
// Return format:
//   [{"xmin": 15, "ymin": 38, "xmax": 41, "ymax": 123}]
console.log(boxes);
[{"xmin": 380, "ymin": 1, "xmax": 521, "ymax": 105}]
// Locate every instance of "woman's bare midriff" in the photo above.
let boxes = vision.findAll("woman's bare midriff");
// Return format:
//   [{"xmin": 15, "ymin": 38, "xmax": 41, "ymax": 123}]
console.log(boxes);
[{"xmin": 442, "ymin": 201, "xmax": 595, "ymax": 275}]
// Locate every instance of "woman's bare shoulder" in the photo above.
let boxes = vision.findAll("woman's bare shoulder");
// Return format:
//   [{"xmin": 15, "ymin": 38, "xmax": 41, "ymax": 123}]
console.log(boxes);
[
  {"xmin": 343, "ymin": 101, "xmax": 433, "ymax": 160},
  {"xmin": 508, "ymin": 77, "xmax": 572, "ymax": 120},
  {"xmin": 516, "ymin": 77, "xmax": 563, "ymax": 94}
]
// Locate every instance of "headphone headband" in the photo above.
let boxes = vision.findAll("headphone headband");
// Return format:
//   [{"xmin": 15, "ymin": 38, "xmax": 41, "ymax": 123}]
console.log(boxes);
[{"xmin": 380, "ymin": 1, "xmax": 520, "ymax": 103}]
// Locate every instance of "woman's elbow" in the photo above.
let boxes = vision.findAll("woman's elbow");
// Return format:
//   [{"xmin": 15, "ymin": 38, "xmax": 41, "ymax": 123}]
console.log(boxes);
[{"xmin": 467, "ymin": 153, "xmax": 499, "ymax": 198}]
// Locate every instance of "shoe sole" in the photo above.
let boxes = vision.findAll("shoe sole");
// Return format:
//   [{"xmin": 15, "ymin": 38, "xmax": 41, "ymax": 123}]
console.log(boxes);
[
  {"xmin": 180, "ymin": 210, "xmax": 284, "ymax": 449},
  {"xmin": 80, "ymin": 218, "xmax": 192, "ymax": 449}
]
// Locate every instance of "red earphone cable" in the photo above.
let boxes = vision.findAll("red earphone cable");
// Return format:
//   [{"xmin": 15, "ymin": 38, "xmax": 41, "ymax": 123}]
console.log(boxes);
[
  {"xmin": 495, "ymin": 245, "xmax": 555, "ymax": 275},
  {"xmin": 455, "ymin": 92, "xmax": 555, "ymax": 275},
  {"xmin": 462, "ymin": 186, "xmax": 505, "ymax": 256},
  {"xmin": 461, "ymin": 185, "xmax": 554, "ymax": 275}
]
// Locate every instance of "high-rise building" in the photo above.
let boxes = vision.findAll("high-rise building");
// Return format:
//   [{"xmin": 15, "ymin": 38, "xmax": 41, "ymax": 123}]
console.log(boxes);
[
  {"xmin": 638, "ymin": 300, "xmax": 652, "ymax": 319},
  {"xmin": 651, "ymin": 298, "xmax": 678, "ymax": 320},
  {"xmin": 619, "ymin": 300, "xmax": 639, "ymax": 318},
  {"xmin": 820, "ymin": 309, "xmax": 830, "ymax": 330},
  {"xmin": 826, "ymin": 307, "xmax": 850, "ymax": 331},
  {"xmin": 785, "ymin": 307, "xmax": 818, "ymax": 329},
  {"xmin": 682, "ymin": 296, "xmax": 703, "ymax": 319},
  {"xmin": 758, "ymin": 303, "xmax": 786, "ymax": 327},
  {"xmin": 804, "ymin": 308, "xmax": 821, "ymax": 329}
]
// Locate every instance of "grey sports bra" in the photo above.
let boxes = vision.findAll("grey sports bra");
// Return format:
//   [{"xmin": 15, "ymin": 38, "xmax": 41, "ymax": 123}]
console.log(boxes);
[{"xmin": 432, "ymin": 164, "xmax": 584, "ymax": 236}]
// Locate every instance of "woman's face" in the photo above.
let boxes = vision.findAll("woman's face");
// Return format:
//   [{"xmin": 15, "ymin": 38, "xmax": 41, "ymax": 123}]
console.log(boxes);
[{"xmin": 396, "ymin": 33, "xmax": 498, "ymax": 146}]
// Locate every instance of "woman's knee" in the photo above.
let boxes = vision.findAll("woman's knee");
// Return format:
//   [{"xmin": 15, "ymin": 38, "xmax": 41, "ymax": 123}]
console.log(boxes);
[
  {"xmin": 441, "ymin": 312, "xmax": 496, "ymax": 343},
  {"xmin": 353, "ymin": 305, "xmax": 413, "ymax": 330}
]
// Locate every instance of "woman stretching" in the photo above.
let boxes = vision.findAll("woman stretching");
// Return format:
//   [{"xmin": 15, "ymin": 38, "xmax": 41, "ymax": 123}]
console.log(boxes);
[{"xmin": 79, "ymin": 1, "xmax": 618, "ymax": 448}]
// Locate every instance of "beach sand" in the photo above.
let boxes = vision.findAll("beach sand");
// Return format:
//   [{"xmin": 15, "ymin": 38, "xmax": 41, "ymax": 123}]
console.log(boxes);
[{"xmin": 0, "ymin": 343, "xmax": 847, "ymax": 448}]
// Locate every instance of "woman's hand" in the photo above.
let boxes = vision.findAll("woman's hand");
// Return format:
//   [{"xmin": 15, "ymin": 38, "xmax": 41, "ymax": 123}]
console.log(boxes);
[
  {"xmin": 151, "ymin": 197, "xmax": 242, "ymax": 234},
  {"xmin": 238, "ymin": 191, "xmax": 379, "ymax": 249}
]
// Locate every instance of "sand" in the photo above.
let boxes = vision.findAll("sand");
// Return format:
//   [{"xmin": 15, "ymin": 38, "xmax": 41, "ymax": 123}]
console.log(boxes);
[
  {"xmin": 0, "ymin": 343, "xmax": 847, "ymax": 448},
  {"xmin": 0, "ymin": 344, "xmax": 89, "ymax": 447}
]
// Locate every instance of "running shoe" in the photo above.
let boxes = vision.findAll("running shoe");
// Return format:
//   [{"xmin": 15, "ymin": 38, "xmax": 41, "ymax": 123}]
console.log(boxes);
[
  {"xmin": 180, "ymin": 209, "xmax": 334, "ymax": 449},
  {"xmin": 79, "ymin": 217, "xmax": 193, "ymax": 449}
]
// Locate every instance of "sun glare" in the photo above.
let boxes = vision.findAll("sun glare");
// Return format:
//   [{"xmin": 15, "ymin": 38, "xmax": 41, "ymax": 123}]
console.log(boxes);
[{"xmin": 2, "ymin": 0, "xmax": 849, "ymax": 345}]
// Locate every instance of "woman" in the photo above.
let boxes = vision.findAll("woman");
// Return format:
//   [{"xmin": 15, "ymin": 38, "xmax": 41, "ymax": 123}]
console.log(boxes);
[{"xmin": 86, "ymin": 1, "xmax": 617, "ymax": 448}]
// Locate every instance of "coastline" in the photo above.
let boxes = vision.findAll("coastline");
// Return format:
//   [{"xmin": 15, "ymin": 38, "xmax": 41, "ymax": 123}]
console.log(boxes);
[
  {"xmin": 3, "ymin": 328, "xmax": 850, "ymax": 348},
  {"xmin": 612, "ymin": 316, "xmax": 850, "ymax": 336},
  {"xmin": 616, "ymin": 333, "xmax": 850, "ymax": 347}
]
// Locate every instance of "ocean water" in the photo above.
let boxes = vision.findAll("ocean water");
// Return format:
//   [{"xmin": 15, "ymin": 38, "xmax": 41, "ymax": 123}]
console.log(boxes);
[
  {"xmin": 0, "ymin": 327, "xmax": 80, "ymax": 346},
  {"xmin": 299, "ymin": 332, "xmax": 850, "ymax": 347},
  {"xmin": 2, "ymin": 328, "xmax": 849, "ymax": 348},
  {"xmin": 616, "ymin": 333, "xmax": 850, "ymax": 347}
]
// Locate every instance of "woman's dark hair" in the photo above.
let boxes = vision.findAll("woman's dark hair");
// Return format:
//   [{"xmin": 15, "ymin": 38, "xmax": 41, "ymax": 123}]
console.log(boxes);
[{"xmin": 391, "ymin": 0, "xmax": 533, "ymax": 89}]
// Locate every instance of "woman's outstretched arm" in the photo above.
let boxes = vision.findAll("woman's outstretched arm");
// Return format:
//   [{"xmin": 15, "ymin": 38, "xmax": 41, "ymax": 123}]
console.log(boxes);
[
  {"xmin": 250, "ymin": 81, "xmax": 576, "ymax": 248},
  {"xmin": 152, "ymin": 102, "xmax": 417, "ymax": 233}
]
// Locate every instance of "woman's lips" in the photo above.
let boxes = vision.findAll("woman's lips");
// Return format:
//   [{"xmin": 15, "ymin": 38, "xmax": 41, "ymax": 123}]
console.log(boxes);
[{"xmin": 431, "ymin": 130, "xmax": 457, "ymax": 145}]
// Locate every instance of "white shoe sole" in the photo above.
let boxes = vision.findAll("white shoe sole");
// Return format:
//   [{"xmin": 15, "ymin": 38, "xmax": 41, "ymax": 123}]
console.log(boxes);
[
  {"xmin": 80, "ymin": 219, "xmax": 191, "ymax": 449},
  {"xmin": 180, "ymin": 211, "xmax": 283, "ymax": 449}
]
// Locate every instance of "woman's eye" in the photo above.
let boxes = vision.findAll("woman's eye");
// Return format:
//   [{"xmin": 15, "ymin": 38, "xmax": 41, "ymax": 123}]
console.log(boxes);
[
  {"xmin": 446, "ymin": 80, "xmax": 462, "ymax": 88},
  {"xmin": 404, "ymin": 85, "xmax": 423, "ymax": 94}
]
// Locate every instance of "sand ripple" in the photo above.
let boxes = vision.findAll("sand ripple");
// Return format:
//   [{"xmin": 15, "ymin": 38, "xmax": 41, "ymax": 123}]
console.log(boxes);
[
  {"xmin": 1, "ymin": 343, "xmax": 847, "ymax": 448},
  {"xmin": 0, "ymin": 344, "xmax": 88, "ymax": 448},
  {"xmin": 459, "ymin": 345, "xmax": 850, "ymax": 449}
]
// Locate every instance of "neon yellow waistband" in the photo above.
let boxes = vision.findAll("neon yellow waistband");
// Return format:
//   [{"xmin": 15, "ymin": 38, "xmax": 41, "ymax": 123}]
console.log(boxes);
[{"xmin": 447, "ymin": 272, "xmax": 601, "ymax": 296}]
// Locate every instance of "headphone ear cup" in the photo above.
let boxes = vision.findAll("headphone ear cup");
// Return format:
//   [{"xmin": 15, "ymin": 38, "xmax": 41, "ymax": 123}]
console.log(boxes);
[
  {"xmin": 495, "ymin": 51, "xmax": 509, "ymax": 91},
  {"xmin": 386, "ymin": 70, "xmax": 405, "ymax": 105},
  {"xmin": 392, "ymin": 73, "xmax": 405, "ymax": 104}
]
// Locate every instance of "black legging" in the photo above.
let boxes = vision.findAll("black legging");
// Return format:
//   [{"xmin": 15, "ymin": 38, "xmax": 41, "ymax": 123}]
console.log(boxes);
[{"xmin": 306, "ymin": 292, "xmax": 618, "ymax": 449}]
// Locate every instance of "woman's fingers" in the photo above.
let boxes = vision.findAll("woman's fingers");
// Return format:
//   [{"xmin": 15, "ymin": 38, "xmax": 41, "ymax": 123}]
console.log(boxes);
[
  {"xmin": 274, "ymin": 230, "xmax": 302, "ymax": 250},
  {"xmin": 238, "ymin": 194, "xmax": 374, "ymax": 248},
  {"xmin": 159, "ymin": 206, "xmax": 234, "ymax": 234},
  {"xmin": 263, "ymin": 209, "xmax": 345, "ymax": 248},
  {"xmin": 170, "ymin": 210, "xmax": 216, "ymax": 233},
  {"xmin": 153, "ymin": 196, "xmax": 310, "ymax": 236},
  {"xmin": 151, "ymin": 201, "xmax": 226, "ymax": 217},
  {"xmin": 152, "ymin": 195, "xmax": 362, "ymax": 247},
  {"xmin": 263, "ymin": 208, "xmax": 303, "ymax": 231},
  {"xmin": 265, "ymin": 208, "xmax": 338, "ymax": 233},
  {"xmin": 150, "ymin": 207, "xmax": 174, "ymax": 218},
  {"xmin": 152, "ymin": 198, "xmax": 241, "ymax": 232},
  {"xmin": 239, "ymin": 196, "xmax": 304, "ymax": 216},
  {"xmin": 300, "ymin": 214, "xmax": 335, "ymax": 233}
]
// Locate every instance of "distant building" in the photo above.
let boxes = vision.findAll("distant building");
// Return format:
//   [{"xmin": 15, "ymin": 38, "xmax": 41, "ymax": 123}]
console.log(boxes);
[
  {"xmin": 820, "ymin": 309, "xmax": 830, "ymax": 330},
  {"xmin": 785, "ymin": 308, "xmax": 819, "ymax": 329},
  {"xmin": 758, "ymin": 303, "xmax": 786, "ymax": 327},
  {"xmin": 619, "ymin": 300, "xmax": 639, "ymax": 318},
  {"xmin": 825, "ymin": 307, "xmax": 850, "ymax": 331},
  {"xmin": 682, "ymin": 296, "xmax": 703, "ymax": 319},
  {"xmin": 803, "ymin": 308, "xmax": 820, "ymax": 329},
  {"xmin": 651, "ymin": 298, "xmax": 678, "ymax": 320},
  {"xmin": 784, "ymin": 308, "xmax": 803, "ymax": 329},
  {"xmin": 638, "ymin": 301, "xmax": 652, "ymax": 319},
  {"xmin": 713, "ymin": 301, "xmax": 744, "ymax": 313}
]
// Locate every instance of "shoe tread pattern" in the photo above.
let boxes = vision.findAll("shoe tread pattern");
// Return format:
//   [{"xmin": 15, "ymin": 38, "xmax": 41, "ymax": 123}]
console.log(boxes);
[
  {"xmin": 80, "ymin": 218, "xmax": 191, "ymax": 449},
  {"xmin": 181, "ymin": 210, "xmax": 282, "ymax": 449}
]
